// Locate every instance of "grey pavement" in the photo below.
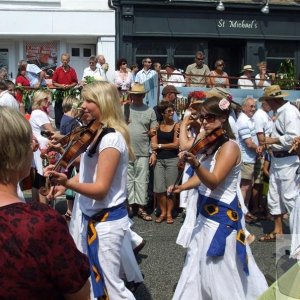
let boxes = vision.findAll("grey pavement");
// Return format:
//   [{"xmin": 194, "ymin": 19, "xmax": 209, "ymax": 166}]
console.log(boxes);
[{"xmin": 23, "ymin": 192, "xmax": 293, "ymax": 299}]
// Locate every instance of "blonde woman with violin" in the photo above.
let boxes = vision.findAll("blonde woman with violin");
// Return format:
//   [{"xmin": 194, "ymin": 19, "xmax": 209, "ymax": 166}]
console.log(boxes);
[
  {"xmin": 46, "ymin": 81, "xmax": 137, "ymax": 300},
  {"xmin": 171, "ymin": 96, "xmax": 268, "ymax": 300}
]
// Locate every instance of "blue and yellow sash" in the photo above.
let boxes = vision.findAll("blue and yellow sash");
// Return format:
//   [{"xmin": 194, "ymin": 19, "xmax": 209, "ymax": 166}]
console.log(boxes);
[
  {"xmin": 198, "ymin": 194, "xmax": 249, "ymax": 275},
  {"xmin": 83, "ymin": 202, "xmax": 128, "ymax": 299}
]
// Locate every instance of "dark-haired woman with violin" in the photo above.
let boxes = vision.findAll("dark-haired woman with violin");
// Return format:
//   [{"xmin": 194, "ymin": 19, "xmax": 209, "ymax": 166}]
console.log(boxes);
[
  {"xmin": 46, "ymin": 81, "xmax": 137, "ymax": 299},
  {"xmin": 171, "ymin": 96, "xmax": 268, "ymax": 300}
]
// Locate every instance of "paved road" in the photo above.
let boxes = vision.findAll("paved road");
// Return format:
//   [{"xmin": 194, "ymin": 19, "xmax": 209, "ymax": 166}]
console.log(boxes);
[
  {"xmin": 129, "ymin": 212, "xmax": 283, "ymax": 300},
  {"xmin": 29, "ymin": 195, "xmax": 292, "ymax": 300}
]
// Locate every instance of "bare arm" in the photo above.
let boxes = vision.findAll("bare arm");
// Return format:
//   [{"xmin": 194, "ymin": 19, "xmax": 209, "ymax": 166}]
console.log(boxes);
[
  {"xmin": 185, "ymin": 141, "xmax": 240, "ymax": 190},
  {"xmin": 152, "ymin": 123, "xmax": 180, "ymax": 150}
]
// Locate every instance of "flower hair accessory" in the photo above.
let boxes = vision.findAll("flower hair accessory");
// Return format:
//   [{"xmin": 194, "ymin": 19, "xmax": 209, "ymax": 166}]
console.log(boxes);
[
  {"xmin": 226, "ymin": 94, "xmax": 233, "ymax": 102},
  {"xmin": 219, "ymin": 98, "xmax": 230, "ymax": 110}
]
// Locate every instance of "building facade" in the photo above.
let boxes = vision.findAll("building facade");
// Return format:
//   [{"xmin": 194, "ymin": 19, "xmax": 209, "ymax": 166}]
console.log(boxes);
[
  {"xmin": 0, "ymin": 0, "xmax": 115, "ymax": 81},
  {"xmin": 112, "ymin": 0, "xmax": 300, "ymax": 85}
]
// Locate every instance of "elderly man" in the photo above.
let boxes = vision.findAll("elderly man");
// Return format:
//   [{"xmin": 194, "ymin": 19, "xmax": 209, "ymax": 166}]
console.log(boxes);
[
  {"xmin": 259, "ymin": 86, "xmax": 300, "ymax": 255},
  {"xmin": 237, "ymin": 97, "xmax": 263, "ymax": 222},
  {"xmin": 52, "ymin": 53, "xmax": 78, "ymax": 128},
  {"xmin": 96, "ymin": 54, "xmax": 108, "ymax": 81},
  {"xmin": 81, "ymin": 55, "xmax": 104, "ymax": 82},
  {"xmin": 163, "ymin": 64, "xmax": 185, "ymax": 87},
  {"xmin": 127, "ymin": 84, "xmax": 158, "ymax": 221},
  {"xmin": 185, "ymin": 51, "xmax": 210, "ymax": 87}
]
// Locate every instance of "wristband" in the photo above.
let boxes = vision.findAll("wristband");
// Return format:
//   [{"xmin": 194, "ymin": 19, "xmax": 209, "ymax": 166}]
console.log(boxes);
[
  {"xmin": 192, "ymin": 161, "xmax": 201, "ymax": 169},
  {"xmin": 158, "ymin": 144, "xmax": 162, "ymax": 149}
]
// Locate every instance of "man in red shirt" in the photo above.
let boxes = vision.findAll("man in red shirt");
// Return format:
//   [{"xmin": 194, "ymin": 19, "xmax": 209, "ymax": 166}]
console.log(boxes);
[{"xmin": 52, "ymin": 52, "xmax": 78, "ymax": 128}]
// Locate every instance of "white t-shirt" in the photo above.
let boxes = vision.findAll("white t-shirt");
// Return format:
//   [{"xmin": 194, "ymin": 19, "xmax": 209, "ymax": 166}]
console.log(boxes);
[
  {"xmin": 82, "ymin": 67, "xmax": 104, "ymax": 81},
  {"xmin": 0, "ymin": 90, "xmax": 19, "ymax": 109},
  {"xmin": 79, "ymin": 131, "xmax": 129, "ymax": 216},
  {"xmin": 238, "ymin": 75, "xmax": 254, "ymax": 89},
  {"xmin": 30, "ymin": 109, "xmax": 51, "ymax": 175},
  {"xmin": 253, "ymin": 108, "xmax": 273, "ymax": 136}
]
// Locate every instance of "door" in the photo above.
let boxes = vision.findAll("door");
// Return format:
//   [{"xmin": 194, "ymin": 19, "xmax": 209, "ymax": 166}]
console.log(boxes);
[
  {"xmin": 69, "ymin": 44, "xmax": 96, "ymax": 81},
  {"xmin": 0, "ymin": 43, "xmax": 16, "ymax": 79}
]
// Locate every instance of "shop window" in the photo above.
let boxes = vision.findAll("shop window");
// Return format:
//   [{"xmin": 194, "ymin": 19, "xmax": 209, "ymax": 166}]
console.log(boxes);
[
  {"xmin": 134, "ymin": 40, "xmax": 167, "ymax": 67},
  {"xmin": 83, "ymin": 48, "xmax": 92, "ymax": 58},
  {"xmin": 174, "ymin": 41, "xmax": 207, "ymax": 72},
  {"xmin": 265, "ymin": 41, "xmax": 296, "ymax": 74},
  {"xmin": 71, "ymin": 48, "xmax": 80, "ymax": 57}
]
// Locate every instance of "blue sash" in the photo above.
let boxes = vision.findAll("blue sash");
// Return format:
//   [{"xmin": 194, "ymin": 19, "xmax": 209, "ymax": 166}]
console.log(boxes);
[
  {"xmin": 198, "ymin": 194, "xmax": 249, "ymax": 275},
  {"xmin": 83, "ymin": 202, "xmax": 128, "ymax": 299}
]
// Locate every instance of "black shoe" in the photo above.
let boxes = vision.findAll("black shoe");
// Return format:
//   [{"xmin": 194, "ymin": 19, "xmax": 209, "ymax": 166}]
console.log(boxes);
[
  {"xmin": 127, "ymin": 281, "xmax": 142, "ymax": 293},
  {"xmin": 133, "ymin": 239, "xmax": 146, "ymax": 256}
]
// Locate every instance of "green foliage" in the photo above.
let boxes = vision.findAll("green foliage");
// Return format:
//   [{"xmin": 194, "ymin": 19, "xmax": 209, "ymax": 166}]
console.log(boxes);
[
  {"xmin": 83, "ymin": 76, "xmax": 97, "ymax": 84},
  {"xmin": 274, "ymin": 59, "xmax": 298, "ymax": 90},
  {"xmin": 15, "ymin": 86, "xmax": 81, "ymax": 112}
]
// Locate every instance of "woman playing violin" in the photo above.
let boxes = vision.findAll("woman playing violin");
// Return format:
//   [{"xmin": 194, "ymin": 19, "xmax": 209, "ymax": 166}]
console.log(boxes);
[
  {"xmin": 47, "ymin": 81, "xmax": 136, "ymax": 300},
  {"xmin": 171, "ymin": 96, "xmax": 268, "ymax": 300}
]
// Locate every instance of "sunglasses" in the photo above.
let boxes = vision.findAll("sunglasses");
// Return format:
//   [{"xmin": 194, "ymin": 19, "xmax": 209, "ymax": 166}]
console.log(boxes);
[
  {"xmin": 217, "ymin": 64, "xmax": 224, "ymax": 67},
  {"xmin": 89, "ymin": 61, "xmax": 96, "ymax": 64},
  {"xmin": 121, "ymin": 62, "xmax": 127, "ymax": 65},
  {"xmin": 145, "ymin": 61, "xmax": 152, "ymax": 64},
  {"xmin": 195, "ymin": 57, "xmax": 204, "ymax": 61},
  {"xmin": 164, "ymin": 109, "xmax": 174, "ymax": 114},
  {"xmin": 199, "ymin": 114, "xmax": 216, "ymax": 123}
]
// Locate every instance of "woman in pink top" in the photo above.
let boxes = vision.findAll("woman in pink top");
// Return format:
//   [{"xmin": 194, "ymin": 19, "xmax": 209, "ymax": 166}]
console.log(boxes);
[{"xmin": 210, "ymin": 59, "xmax": 230, "ymax": 88}]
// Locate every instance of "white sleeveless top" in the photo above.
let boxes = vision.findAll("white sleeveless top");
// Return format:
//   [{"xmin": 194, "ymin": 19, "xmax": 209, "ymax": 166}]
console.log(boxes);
[{"xmin": 198, "ymin": 140, "xmax": 241, "ymax": 204}]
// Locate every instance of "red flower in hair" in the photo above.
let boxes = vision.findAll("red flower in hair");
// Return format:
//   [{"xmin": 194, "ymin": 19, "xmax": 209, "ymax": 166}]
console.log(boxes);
[
  {"xmin": 188, "ymin": 91, "xmax": 206, "ymax": 100},
  {"xmin": 226, "ymin": 94, "xmax": 233, "ymax": 102}
]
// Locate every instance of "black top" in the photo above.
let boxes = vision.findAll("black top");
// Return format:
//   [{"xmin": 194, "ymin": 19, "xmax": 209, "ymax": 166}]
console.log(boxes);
[{"xmin": 157, "ymin": 124, "xmax": 178, "ymax": 159}]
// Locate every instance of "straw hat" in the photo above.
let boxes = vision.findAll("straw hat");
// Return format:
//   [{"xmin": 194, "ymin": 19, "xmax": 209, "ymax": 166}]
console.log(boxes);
[
  {"xmin": 241, "ymin": 64, "xmax": 254, "ymax": 73},
  {"xmin": 128, "ymin": 84, "xmax": 148, "ymax": 94},
  {"xmin": 259, "ymin": 85, "xmax": 289, "ymax": 101},
  {"xmin": 206, "ymin": 87, "xmax": 230, "ymax": 99}
]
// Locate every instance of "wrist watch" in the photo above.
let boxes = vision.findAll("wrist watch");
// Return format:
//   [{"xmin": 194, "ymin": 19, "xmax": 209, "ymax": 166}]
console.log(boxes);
[{"xmin": 158, "ymin": 144, "xmax": 162, "ymax": 149}]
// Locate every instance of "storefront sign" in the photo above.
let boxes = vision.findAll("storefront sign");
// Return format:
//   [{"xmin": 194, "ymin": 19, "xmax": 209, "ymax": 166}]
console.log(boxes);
[
  {"xmin": 25, "ymin": 41, "xmax": 58, "ymax": 71},
  {"xmin": 218, "ymin": 19, "xmax": 258, "ymax": 30}
]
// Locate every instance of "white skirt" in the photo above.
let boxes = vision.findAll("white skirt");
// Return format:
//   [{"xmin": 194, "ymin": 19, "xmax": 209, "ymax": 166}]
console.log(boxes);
[
  {"xmin": 176, "ymin": 188, "xmax": 198, "ymax": 248},
  {"xmin": 173, "ymin": 215, "xmax": 268, "ymax": 300}
]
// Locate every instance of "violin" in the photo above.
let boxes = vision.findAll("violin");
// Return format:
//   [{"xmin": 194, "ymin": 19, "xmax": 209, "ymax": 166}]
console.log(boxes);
[
  {"xmin": 188, "ymin": 128, "xmax": 228, "ymax": 155},
  {"xmin": 171, "ymin": 128, "xmax": 229, "ymax": 193},
  {"xmin": 40, "ymin": 119, "xmax": 102, "ymax": 196}
]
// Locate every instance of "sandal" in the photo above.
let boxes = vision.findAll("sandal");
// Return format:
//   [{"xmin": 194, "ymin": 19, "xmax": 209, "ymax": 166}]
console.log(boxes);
[
  {"xmin": 137, "ymin": 210, "xmax": 152, "ymax": 221},
  {"xmin": 259, "ymin": 232, "xmax": 282, "ymax": 242},
  {"xmin": 167, "ymin": 216, "xmax": 174, "ymax": 224},
  {"xmin": 155, "ymin": 215, "xmax": 166, "ymax": 223},
  {"xmin": 64, "ymin": 210, "xmax": 72, "ymax": 221}
]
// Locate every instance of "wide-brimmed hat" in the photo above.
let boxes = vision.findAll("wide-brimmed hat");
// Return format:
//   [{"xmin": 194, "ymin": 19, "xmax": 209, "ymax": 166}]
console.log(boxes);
[
  {"xmin": 162, "ymin": 85, "xmax": 180, "ymax": 95},
  {"xmin": 259, "ymin": 85, "xmax": 289, "ymax": 101},
  {"xmin": 241, "ymin": 65, "xmax": 254, "ymax": 73},
  {"xmin": 206, "ymin": 87, "xmax": 230, "ymax": 99},
  {"xmin": 128, "ymin": 84, "xmax": 148, "ymax": 94}
]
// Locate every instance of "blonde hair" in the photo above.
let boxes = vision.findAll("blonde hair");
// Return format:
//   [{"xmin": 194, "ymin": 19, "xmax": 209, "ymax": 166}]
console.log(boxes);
[
  {"xmin": 81, "ymin": 81, "xmax": 135, "ymax": 160},
  {"xmin": 62, "ymin": 95, "xmax": 80, "ymax": 114},
  {"xmin": 0, "ymin": 107, "xmax": 32, "ymax": 184},
  {"xmin": 32, "ymin": 90, "xmax": 51, "ymax": 110}
]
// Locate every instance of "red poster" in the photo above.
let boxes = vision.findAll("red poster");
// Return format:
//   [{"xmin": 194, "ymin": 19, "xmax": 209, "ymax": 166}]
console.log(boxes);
[{"xmin": 25, "ymin": 41, "xmax": 58, "ymax": 71}]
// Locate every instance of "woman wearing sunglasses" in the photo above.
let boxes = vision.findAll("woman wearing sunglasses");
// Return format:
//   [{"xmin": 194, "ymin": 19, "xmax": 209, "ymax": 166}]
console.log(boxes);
[
  {"xmin": 171, "ymin": 96, "xmax": 268, "ymax": 300},
  {"xmin": 209, "ymin": 59, "xmax": 230, "ymax": 88}
]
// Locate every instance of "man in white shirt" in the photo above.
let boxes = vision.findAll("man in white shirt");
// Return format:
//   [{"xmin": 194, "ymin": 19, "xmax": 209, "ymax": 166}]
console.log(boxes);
[
  {"xmin": 96, "ymin": 54, "xmax": 108, "ymax": 81},
  {"xmin": 163, "ymin": 64, "xmax": 185, "ymax": 87},
  {"xmin": 259, "ymin": 86, "xmax": 300, "ymax": 255},
  {"xmin": 18, "ymin": 60, "xmax": 47, "ymax": 88},
  {"xmin": 82, "ymin": 55, "xmax": 104, "ymax": 82},
  {"xmin": 237, "ymin": 97, "xmax": 263, "ymax": 221},
  {"xmin": 238, "ymin": 65, "xmax": 254, "ymax": 89},
  {"xmin": 135, "ymin": 57, "xmax": 158, "ymax": 106}
]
